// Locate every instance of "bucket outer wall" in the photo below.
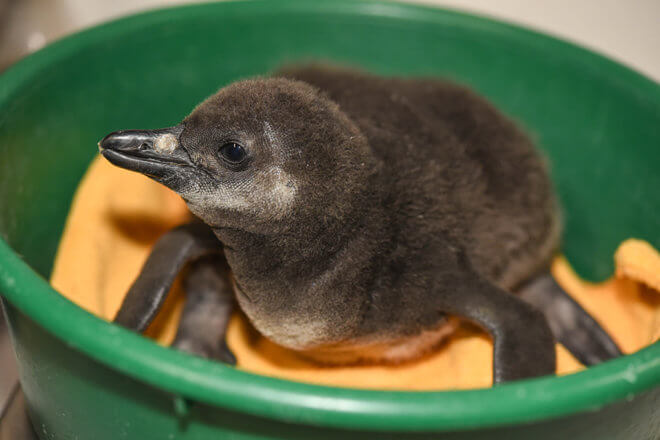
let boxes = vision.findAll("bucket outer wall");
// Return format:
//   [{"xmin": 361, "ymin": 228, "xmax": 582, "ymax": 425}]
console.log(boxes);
[{"xmin": 2, "ymin": 301, "xmax": 659, "ymax": 439}]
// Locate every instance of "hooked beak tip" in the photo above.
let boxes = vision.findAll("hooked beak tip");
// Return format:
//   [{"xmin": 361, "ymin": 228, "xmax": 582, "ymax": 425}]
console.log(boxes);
[{"xmin": 97, "ymin": 125, "xmax": 192, "ymax": 176}]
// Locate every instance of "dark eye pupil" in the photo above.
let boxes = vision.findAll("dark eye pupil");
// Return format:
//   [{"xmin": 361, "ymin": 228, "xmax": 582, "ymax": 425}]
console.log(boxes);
[{"xmin": 220, "ymin": 142, "xmax": 246, "ymax": 163}]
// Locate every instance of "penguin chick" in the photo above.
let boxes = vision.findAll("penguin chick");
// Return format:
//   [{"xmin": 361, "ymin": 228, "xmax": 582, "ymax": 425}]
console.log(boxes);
[{"xmin": 100, "ymin": 65, "xmax": 621, "ymax": 383}]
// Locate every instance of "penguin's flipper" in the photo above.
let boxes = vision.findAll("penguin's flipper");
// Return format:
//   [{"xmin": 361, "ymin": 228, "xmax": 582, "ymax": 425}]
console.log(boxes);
[
  {"xmin": 113, "ymin": 222, "xmax": 222, "ymax": 332},
  {"xmin": 171, "ymin": 255, "xmax": 236, "ymax": 365},
  {"xmin": 517, "ymin": 271, "xmax": 623, "ymax": 366},
  {"xmin": 444, "ymin": 274, "xmax": 556, "ymax": 383}
]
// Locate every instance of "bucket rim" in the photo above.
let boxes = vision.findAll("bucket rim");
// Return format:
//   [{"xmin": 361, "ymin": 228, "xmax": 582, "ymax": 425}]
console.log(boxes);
[{"xmin": 0, "ymin": 0, "xmax": 659, "ymax": 432}]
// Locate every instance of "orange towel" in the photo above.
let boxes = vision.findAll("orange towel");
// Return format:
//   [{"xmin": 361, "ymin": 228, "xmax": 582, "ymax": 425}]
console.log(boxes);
[{"xmin": 50, "ymin": 156, "xmax": 660, "ymax": 390}]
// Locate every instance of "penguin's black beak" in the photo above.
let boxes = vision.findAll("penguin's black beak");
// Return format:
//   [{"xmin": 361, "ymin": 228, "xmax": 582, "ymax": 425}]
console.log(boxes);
[{"xmin": 99, "ymin": 125, "xmax": 194, "ymax": 177}]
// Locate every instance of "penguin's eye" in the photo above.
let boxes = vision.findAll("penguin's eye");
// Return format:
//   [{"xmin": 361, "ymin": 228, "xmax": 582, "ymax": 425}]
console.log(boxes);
[{"xmin": 218, "ymin": 142, "xmax": 247, "ymax": 164}]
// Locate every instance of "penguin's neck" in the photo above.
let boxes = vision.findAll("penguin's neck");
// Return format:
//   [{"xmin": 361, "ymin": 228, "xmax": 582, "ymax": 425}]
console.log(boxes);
[
  {"xmin": 212, "ymin": 167, "xmax": 391, "ymax": 292},
  {"xmin": 212, "ymin": 206, "xmax": 378, "ymax": 287}
]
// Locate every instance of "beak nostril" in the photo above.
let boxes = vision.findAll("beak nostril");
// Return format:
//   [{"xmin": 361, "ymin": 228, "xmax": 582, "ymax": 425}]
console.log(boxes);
[{"xmin": 139, "ymin": 143, "xmax": 149, "ymax": 150}]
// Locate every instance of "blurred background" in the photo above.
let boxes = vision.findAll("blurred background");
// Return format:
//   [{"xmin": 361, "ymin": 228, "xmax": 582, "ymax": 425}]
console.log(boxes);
[
  {"xmin": 1, "ymin": 0, "xmax": 659, "ymax": 418},
  {"xmin": 1, "ymin": 0, "xmax": 659, "ymax": 80}
]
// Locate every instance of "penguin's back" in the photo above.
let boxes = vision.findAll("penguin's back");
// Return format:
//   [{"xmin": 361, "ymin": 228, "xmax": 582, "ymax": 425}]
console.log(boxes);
[{"xmin": 277, "ymin": 64, "xmax": 560, "ymax": 291}]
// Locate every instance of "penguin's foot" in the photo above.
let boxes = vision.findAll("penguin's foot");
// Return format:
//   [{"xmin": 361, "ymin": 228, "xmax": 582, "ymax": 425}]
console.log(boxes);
[
  {"xmin": 517, "ymin": 271, "xmax": 622, "ymax": 366},
  {"xmin": 172, "ymin": 336, "xmax": 236, "ymax": 365},
  {"xmin": 170, "ymin": 255, "xmax": 236, "ymax": 365}
]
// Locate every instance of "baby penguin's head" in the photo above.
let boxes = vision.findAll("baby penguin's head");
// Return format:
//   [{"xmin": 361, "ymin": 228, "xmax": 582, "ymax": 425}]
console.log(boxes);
[{"xmin": 100, "ymin": 78, "xmax": 377, "ymax": 233}]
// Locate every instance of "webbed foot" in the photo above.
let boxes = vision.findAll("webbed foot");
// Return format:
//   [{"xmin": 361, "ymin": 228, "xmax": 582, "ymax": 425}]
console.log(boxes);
[
  {"xmin": 172, "ymin": 337, "xmax": 237, "ymax": 365},
  {"xmin": 170, "ymin": 255, "xmax": 236, "ymax": 365},
  {"xmin": 517, "ymin": 271, "xmax": 622, "ymax": 366}
]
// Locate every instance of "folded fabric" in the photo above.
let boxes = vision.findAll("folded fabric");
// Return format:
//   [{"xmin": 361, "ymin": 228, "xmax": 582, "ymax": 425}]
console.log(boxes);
[{"xmin": 50, "ymin": 156, "xmax": 660, "ymax": 390}]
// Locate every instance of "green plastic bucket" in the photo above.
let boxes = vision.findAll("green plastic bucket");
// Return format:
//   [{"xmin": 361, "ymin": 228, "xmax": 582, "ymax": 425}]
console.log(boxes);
[{"xmin": 1, "ymin": 1, "xmax": 659, "ymax": 438}]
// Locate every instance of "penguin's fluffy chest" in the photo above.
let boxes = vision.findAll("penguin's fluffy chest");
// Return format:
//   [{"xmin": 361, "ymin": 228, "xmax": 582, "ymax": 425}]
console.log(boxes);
[{"xmin": 232, "ymin": 272, "xmax": 460, "ymax": 365}]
